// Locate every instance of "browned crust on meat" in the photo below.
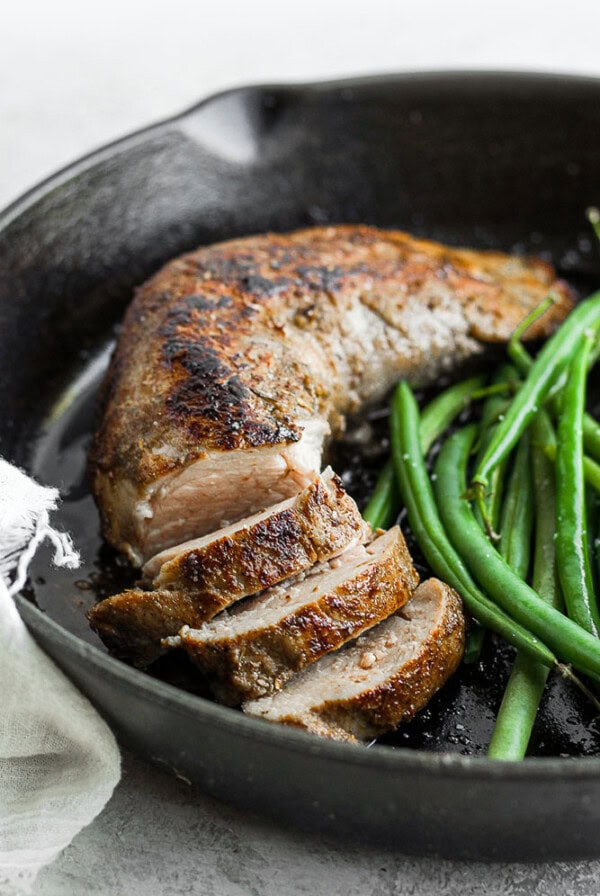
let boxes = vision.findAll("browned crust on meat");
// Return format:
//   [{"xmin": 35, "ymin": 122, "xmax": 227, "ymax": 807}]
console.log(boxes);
[
  {"xmin": 151, "ymin": 470, "xmax": 366, "ymax": 598},
  {"xmin": 318, "ymin": 581, "xmax": 465, "ymax": 741},
  {"xmin": 89, "ymin": 225, "xmax": 573, "ymax": 501},
  {"xmin": 246, "ymin": 579, "xmax": 465, "ymax": 742},
  {"xmin": 177, "ymin": 526, "xmax": 419, "ymax": 705},
  {"xmin": 87, "ymin": 589, "xmax": 212, "ymax": 667}
]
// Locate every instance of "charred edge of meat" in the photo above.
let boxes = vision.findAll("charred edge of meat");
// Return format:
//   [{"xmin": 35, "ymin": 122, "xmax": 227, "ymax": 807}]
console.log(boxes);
[{"xmin": 159, "ymin": 294, "xmax": 301, "ymax": 450}]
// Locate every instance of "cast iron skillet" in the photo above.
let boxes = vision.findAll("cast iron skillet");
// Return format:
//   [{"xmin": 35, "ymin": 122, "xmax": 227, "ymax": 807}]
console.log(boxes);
[{"xmin": 2, "ymin": 72, "xmax": 600, "ymax": 862}]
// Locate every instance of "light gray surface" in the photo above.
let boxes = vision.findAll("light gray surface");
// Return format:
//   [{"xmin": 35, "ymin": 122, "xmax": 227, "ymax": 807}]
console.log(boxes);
[
  {"xmin": 31, "ymin": 751, "xmax": 600, "ymax": 896},
  {"xmin": 5, "ymin": 1, "xmax": 600, "ymax": 893}
]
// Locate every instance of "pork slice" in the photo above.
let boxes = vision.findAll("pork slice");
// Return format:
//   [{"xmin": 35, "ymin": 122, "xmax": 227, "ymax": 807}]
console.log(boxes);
[
  {"xmin": 144, "ymin": 467, "xmax": 367, "ymax": 592},
  {"xmin": 243, "ymin": 578, "xmax": 465, "ymax": 742},
  {"xmin": 87, "ymin": 589, "xmax": 207, "ymax": 667},
  {"xmin": 172, "ymin": 526, "xmax": 419, "ymax": 705},
  {"xmin": 107, "ymin": 419, "xmax": 328, "ymax": 567}
]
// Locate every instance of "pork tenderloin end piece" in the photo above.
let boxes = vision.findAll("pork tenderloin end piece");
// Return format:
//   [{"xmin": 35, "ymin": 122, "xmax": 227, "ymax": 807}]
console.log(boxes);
[
  {"xmin": 144, "ymin": 467, "xmax": 368, "ymax": 600},
  {"xmin": 87, "ymin": 589, "xmax": 208, "ymax": 667},
  {"xmin": 173, "ymin": 526, "xmax": 419, "ymax": 705},
  {"xmin": 243, "ymin": 578, "xmax": 465, "ymax": 743}
]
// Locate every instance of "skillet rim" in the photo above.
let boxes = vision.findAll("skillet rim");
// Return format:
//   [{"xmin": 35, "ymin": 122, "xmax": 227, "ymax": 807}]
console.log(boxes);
[{"xmin": 6, "ymin": 68, "xmax": 600, "ymax": 780}]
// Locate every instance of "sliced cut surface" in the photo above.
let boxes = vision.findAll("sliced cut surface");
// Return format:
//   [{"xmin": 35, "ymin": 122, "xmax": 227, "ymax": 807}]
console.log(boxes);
[
  {"xmin": 87, "ymin": 589, "xmax": 208, "ymax": 667},
  {"xmin": 173, "ymin": 526, "xmax": 419, "ymax": 705},
  {"xmin": 243, "ymin": 578, "xmax": 465, "ymax": 742},
  {"xmin": 144, "ymin": 467, "xmax": 368, "ymax": 596}
]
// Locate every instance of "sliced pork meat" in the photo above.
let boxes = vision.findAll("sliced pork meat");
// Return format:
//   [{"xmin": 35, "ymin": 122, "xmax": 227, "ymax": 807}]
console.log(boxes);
[
  {"xmin": 243, "ymin": 578, "xmax": 465, "ymax": 742},
  {"xmin": 144, "ymin": 467, "xmax": 367, "ymax": 592},
  {"xmin": 89, "ymin": 225, "xmax": 573, "ymax": 564},
  {"xmin": 171, "ymin": 526, "xmax": 419, "ymax": 705},
  {"xmin": 89, "ymin": 468, "xmax": 367, "ymax": 666},
  {"xmin": 87, "ymin": 589, "xmax": 207, "ymax": 667}
]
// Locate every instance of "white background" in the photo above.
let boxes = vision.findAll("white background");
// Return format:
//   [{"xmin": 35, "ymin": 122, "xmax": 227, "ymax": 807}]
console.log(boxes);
[
  {"xmin": 3, "ymin": 0, "xmax": 600, "ymax": 210},
  {"xmin": 4, "ymin": 1, "xmax": 600, "ymax": 893}
]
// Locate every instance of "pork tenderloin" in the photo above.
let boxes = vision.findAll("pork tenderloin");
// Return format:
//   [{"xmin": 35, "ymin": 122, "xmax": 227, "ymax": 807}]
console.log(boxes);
[
  {"xmin": 89, "ymin": 225, "xmax": 572, "ymax": 564},
  {"xmin": 144, "ymin": 467, "xmax": 367, "ymax": 593}
]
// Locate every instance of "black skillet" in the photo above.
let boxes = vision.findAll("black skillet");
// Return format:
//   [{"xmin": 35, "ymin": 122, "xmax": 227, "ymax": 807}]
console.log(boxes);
[{"xmin": 3, "ymin": 72, "xmax": 600, "ymax": 861}]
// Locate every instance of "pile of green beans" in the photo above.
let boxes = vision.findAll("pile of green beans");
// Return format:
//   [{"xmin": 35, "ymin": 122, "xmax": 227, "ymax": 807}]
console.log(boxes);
[{"xmin": 364, "ymin": 289, "xmax": 600, "ymax": 760}]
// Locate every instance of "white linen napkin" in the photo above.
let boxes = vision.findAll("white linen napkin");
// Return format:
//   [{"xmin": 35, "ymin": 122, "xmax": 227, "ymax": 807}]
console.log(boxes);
[{"xmin": 0, "ymin": 458, "xmax": 121, "ymax": 895}]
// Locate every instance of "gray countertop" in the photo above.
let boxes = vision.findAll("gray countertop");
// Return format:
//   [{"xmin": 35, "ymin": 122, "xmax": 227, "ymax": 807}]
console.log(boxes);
[
  {"xmin": 5, "ymin": 1, "xmax": 600, "ymax": 892},
  {"xmin": 31, "ymin": 751, "xmax": 600, "ymax": 896}
]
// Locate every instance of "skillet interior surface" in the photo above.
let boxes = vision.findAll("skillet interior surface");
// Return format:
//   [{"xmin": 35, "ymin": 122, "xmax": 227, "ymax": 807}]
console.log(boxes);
[{"xmin": 3, "ymin": 71, "xmax": 600, "ymax": 860}]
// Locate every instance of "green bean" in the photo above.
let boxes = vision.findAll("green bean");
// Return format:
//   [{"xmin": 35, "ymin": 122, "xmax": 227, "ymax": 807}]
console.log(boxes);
[
  {"xmin": 466, "ymin": 367, "xmax": 519, "ymax": 661},
  {"xmin": 473, "ymin": 365, "xmax": 519, "ymax": 534},
  {"xmin": 463, "ymin": 625, "xmax": 485, "ymax": 664},
  {"xmin": 541, "ymin": 443, "xmax": 600, "ymax": 493},
  {"xmin": 419, "ymin": 374, "xmax": 487, "ymax": 453},
  {"xmin": 487, "ymin": 431, "xmax": 540, "ymax": 760},
  {"xmin": 487, "ymin": 413, "xmax": 562, "ymax": 760},
  {"xmin": 434, "ymin": 424, "xmax": 600, "ymax": 680},
  {"xmin": 530, "ymin": 413, "xmax": 564, "ymax": 617},
  {"xmin": 508, "ymin": 302, "xmax": 600, "ymax": 464},
  {"xmin": 471, "ymin": 291, "xmax": 600, "ymax": 501},
  {"xmin": 390, "ymin": 383, "xmax": 558, "ymax": 669},
  {"xmin": 488, "ymin": 654, "xmax": 549, "ymax": 760},
  {"xmin": 556, "ymin": 331, "xmax": 600, "ymax": 635},
  {"xmin": 583, "ymin": 417, "xmax": 600, "ymax": 466},
  {"xmin": 363, "ymin": 373, "xmax": 487, "ymax": 529},
  {"xmin": 362, "ymin": 459, "xmax": 397, "ymax": 530},
  {"xmin": 507, "ymin": 295, "xmax": 558, "ymax": 375},
  {"xmin": 587, "ymin": 488, "xmax": 600, "ymax": 597},
  {"xmin": 497, "ymin": 434, "xmax": 534, "ymax": 579},
  {"xmin": 595, "ymin": 505, "xmax": 600, "ymax": 602}
]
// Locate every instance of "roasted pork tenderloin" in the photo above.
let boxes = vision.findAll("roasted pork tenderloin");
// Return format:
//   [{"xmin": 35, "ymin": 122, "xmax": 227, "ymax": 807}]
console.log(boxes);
[
  {"xmin": 88, "ymin": 468, "xmax": 367, "ymax": 666},
  {"xmin": 89, "ymin": 225, "xmax": 572, "ymax": 564},
  {"xmin": 244, "ymin": 578, "xmax": 465, "ymax": 742},
  {"xmin": 170, "ymin": 526, "xmax": 419, "ymax": 705}
]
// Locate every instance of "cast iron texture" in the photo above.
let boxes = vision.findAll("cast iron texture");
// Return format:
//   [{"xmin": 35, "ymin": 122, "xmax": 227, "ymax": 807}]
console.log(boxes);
[{"xmin": 2, "ymin": 72, "xmax": 600, "ymax": 860}]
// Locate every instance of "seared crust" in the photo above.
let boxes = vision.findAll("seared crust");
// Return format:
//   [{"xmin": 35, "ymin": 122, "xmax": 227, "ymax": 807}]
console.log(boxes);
[
  {"xmin": 243, "ymin": 578, "xmax": 465, "ymax": 742},
  {"xmin": 147, "ymin": 467, "xmax": 366, "ymax": 597},
  {"xmin": 89, "ymin": 225, "xmax": 573, "ymax": 561},
  {"xmin": 89, "ymin": 469, "xmax": 367, "ymax": 666},
  {"xmin": 175, "ymin": 526, "xmax": 419, "ymax": 705},
  {"xmin": 87, "ymin": 589, "xmax": 209, "ymax": 667}
]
